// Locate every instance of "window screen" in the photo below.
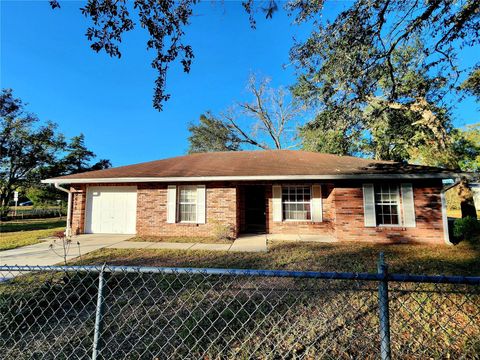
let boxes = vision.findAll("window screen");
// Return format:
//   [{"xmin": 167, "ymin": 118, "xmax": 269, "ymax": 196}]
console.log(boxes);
[
  {"xmin": 178, "ymin": 186, "xmax": 197, "ymax": 222},
  {"xmin": 282, "ymin": 186, "xmax": 311, "ymax": 221},
  {"xmin": 375, "ymin": 185, "xmax": 400, "ymax": 225}
]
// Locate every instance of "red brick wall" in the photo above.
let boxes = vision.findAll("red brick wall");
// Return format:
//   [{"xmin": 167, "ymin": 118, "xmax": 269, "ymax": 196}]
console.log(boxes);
[
  {"xmin": 136, "ymin": 182, "xmax": 237, "ymax": 237},
  {"xmin": 70, "ymin": 184, "xmax": 86, "ymax": 235},
  {"xmin": 333, "ymin": 180, "xmax": 445, "ymax": 244},
  {"xmin": 69, "ymin": 180, "xmax": 446, "ymax": 244}
]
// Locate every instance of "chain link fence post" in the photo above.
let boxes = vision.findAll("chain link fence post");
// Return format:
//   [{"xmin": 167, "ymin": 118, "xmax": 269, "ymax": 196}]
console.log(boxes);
[
  {"xmin": 92, "ymin": 264, "xmax": 107, "ymax": 360},
  {"xmin": 377, "ymin": 252, "xmax": 392, "ymax": 360}
]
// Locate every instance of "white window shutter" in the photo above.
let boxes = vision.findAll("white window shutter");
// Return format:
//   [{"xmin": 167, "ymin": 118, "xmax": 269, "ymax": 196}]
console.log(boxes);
[
  {"xmin": 363, "ymin": 184, "xmax": 376, "ymax": 227},
  {"xmin": 167, "ymin": 185, "xmax": 177, "ymax": 223},
  {"xmin": 196, "ymin": 185, "xmax": 206, "ymax": 224},
  {"xmin": 311, "ymin": 184, "xmax": 323, "ymax": 222},
  {"xmin": 272, "ymin": 185, "xmax": 282, "ymax": 222},
  {"xmin": 401, "ymin": 183, "xmax": 416, "ymax": 227}
]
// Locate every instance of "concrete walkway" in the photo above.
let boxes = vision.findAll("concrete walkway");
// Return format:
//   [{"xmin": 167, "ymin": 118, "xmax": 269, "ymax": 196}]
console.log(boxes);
[
  {"xmin": 0, "ymin": 233, "xmax": 268, "ymax": 271},
  {"xmin": 0, "ymin": 234, "xmax": 131, "ymax": 266},
  {"xmin": 0, "ymin": 232, "xmax": 335, "ymax": 269},
  {"xmin": 266, "ymin": 234, "xmax": 336, "ymax": 242},
  {"xmin": 109, "ymin": 234, "xmax": 267, "ymax": 253}
]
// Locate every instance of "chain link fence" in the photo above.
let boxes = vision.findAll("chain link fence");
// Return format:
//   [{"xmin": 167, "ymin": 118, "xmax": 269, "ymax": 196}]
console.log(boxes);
[
  {"xmin": 0, "ymin": 261, "xmax": 479, "ymax": 359},
  {"xmin": 5, "ymin": 207, "xmax": 66, "ymax": 220}
]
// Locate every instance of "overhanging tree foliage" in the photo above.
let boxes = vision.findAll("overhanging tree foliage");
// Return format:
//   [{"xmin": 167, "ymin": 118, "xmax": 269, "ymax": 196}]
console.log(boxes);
[
  {"xmin": 289, "ymin": 0, "xmax": 479, "ymax": 166},
  {"xmin": 50, "ymin": 0, "xmax": 197, "ymax": 111},
  {"xmin": 297, "ymin": 44, "xmax": 460, "ymax": 166},
  {"xmin": 461, "ymin": 67, "xmax": 480, "ymax": 101},
  {"xmin": 48, "ymin": 0, "xmax": 479, "ymax": 111}
]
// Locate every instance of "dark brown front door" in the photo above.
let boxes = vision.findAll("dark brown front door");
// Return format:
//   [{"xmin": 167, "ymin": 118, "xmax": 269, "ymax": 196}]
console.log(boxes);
[{"xmin": 244, "ymin": 186, "xmax": 266, "ymax": 233}]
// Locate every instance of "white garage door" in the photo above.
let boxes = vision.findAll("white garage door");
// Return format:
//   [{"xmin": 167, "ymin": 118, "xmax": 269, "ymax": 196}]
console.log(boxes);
[{"xmin": 85, "ymin": 186, "xmax": 137, "ymax": 234}]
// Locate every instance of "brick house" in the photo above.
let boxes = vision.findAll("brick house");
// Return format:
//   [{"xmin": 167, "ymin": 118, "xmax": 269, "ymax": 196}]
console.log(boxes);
[{"xmin": 42, "ymin": 150, "xmax": 462, "ymax": 244}]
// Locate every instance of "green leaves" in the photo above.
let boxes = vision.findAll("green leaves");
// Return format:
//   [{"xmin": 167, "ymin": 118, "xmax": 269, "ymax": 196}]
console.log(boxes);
[
  {"xmin": 188, "ymin": 113, "xmax": 242, "ymax": 153},
  {"xmin": 0, "ymin": 89, "xmax": 111, "ymax": 209},
  {"xmin": 0, "ymin": 89, "xmax": 65, "ymax": 208},
  {"xmin": 53, "ymin": 0, "xmax": 198, "ymax": 111},
  {"xmin": 460, "ymin": 67, "xmax": 480, "ymax": 101}
]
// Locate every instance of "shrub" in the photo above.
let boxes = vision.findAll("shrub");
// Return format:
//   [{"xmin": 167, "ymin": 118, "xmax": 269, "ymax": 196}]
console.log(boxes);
[
  {"xmin": 453, "ymin": 216, "xmax": 480, "ymax": 243},
  {"xmin": 445, "ymin": 187, "xmax": 461, "ymax": 211},
  {"xmin": 212, "ymin": 220, "xmax": 234, "ymax": 241}
]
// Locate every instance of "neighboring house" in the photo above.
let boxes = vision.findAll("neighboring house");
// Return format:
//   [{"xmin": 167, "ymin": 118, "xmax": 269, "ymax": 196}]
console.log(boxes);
[{"xmin": 42, "ymin": 150, "xmax": 464, "ymax": 245}]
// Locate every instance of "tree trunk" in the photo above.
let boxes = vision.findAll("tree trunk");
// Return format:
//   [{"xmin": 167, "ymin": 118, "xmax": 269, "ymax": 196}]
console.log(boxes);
[
  {"xmin": 457, "ymin": 179, "xmax": 477, "ymax": 218},
  {"xmin": 0, "ymin": 192, "xmax": 11, "ymax": 219}
]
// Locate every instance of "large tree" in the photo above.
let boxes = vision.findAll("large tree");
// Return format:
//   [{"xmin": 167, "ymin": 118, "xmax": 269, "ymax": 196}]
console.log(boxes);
[
  {"xmin": 0, "ymin": 89, "xmax": 111, "ymax": 212},
  {"xmin": 47, "ymin": 0, "xmax": 479, "ymax": 111},
  {"xmin": 188, "ymin": 75, "xmax": 303, "ymax": 153},
  {"xmin": 299, "ymin": 108, "xmax": 364, "ymax": 156},
  {"xmin": 188, "ymin": 114, "xmax": 243, "ymax": 153},
  {"xmin": 0, "ymin": 89, "xmax": 64, "ymax": 211},
  {"xmin": 298, "ymin": 43, "xmax": 460, "ymax": 166},
  {"xmin": 61, "ymin": 134, "xmax": 112, "ymax": 174}
]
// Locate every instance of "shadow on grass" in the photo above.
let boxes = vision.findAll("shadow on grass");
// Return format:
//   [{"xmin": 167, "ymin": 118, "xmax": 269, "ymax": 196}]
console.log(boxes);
[{"xmin": 73, "ymin": 240, "xmax": 480, "ymax": 277}]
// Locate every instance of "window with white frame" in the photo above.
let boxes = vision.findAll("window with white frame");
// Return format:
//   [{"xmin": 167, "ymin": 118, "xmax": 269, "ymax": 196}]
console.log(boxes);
[
  {"xmin": 375, "ymin": 185, "xmax": 400, "ymax": 225},
  {"xmin": 282, "ymin": 186, "xmax": 311, "ymax": 221},
  {"xmin": 178, "ymin": 186, "xmax": 197, "ymax": 222}
]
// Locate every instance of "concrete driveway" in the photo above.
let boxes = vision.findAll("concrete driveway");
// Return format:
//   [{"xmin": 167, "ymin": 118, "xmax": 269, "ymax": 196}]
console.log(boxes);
[{"xmin": 0, "ymin": 234, "xmax": 132, "ymax": 266}]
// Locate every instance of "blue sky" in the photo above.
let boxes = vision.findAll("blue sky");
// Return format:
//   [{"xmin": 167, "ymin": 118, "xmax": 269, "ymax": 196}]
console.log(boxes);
[{"xmin": 1, "ymin": 1, "xmax": 478, "ymax": 167}]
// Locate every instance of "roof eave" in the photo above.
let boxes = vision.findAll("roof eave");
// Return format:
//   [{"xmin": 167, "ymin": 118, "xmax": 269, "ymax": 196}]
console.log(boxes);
[{"xmin": 41, "ymin": 173, "xmax": 468, "ymax": 184}]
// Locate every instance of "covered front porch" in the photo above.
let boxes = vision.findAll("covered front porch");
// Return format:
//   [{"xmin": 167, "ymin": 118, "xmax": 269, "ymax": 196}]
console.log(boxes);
[{"xmin": 236, "ymin": 183, "xmax": 335, "ymax": 239}]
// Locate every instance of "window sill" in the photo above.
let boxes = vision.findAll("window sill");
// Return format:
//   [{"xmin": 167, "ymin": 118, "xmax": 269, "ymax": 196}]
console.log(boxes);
[
  {"xmin": 283, "ymin": 219, "xmax": 312, "ymax": 222},
  {"xmin": 376, "ymin": 225, "xmax": 408, "ymax": 230},
  {"xmin": 281, "ymin": 220, "xmax": 324, "ymax": 224}
]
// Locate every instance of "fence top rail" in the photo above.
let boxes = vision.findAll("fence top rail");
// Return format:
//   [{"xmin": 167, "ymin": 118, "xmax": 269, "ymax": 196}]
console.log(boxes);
[{"xmin": 1, "ymin": 264, "xmax": 479, "ymax": 285}]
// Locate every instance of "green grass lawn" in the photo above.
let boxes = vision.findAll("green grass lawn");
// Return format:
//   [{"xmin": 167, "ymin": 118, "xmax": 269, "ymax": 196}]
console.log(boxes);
[
  {"xmin": 129, "ymin": 235, "xmax": 233, "ymax": 244},
  {"xmin": 1, "ymin": 217, "xmax": 66, "ymax": 233},
  {"xmin": 74, "ymin": 240, "xmax": 480, "ymax": 276},
  {"xmin": 0, "ymin": 218, "xmax": 66, "ymax": 251}
]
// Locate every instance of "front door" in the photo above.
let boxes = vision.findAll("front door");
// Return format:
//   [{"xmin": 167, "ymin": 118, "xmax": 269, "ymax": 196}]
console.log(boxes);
[{"xmin": 244, "ymin": 186, "xmax": 266, "ymax": 233}]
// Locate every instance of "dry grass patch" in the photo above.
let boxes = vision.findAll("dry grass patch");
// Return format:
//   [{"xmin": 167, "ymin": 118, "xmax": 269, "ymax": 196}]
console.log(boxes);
[
  {"xmin": 128, "ymin": 236, "xmax": 233, "ymax": 244},
  {"xmin": 73, "ymin": 241, "xmax": 480, "ymax": 276}
]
